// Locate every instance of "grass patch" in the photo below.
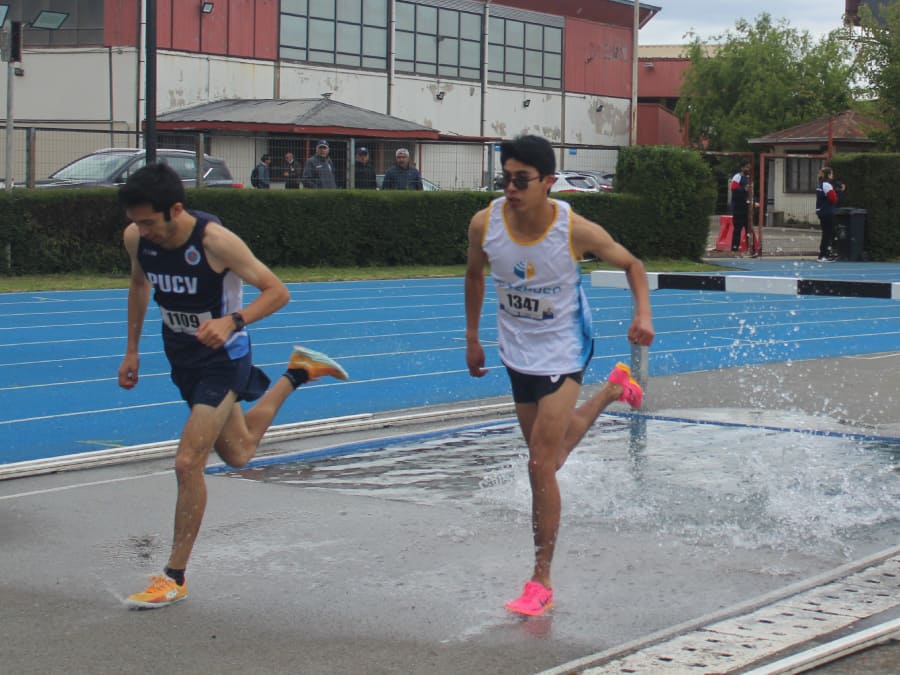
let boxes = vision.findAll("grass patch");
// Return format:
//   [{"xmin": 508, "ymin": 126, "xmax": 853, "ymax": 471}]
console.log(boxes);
[{"xmin": 0, "ymin": 259, "xmax": 730, "ymax": 293}]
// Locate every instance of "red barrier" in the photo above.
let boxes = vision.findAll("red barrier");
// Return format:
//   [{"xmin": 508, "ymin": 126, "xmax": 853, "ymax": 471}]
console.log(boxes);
[{"xmin": 715, "ymin": 215, "xmax": 749, "ymax": 252}]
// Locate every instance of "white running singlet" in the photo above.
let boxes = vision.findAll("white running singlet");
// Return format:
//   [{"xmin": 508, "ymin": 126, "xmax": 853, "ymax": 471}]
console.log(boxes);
[{"xmin": 482, "ymin": 197, "xmax": 593, "ymax": 375}]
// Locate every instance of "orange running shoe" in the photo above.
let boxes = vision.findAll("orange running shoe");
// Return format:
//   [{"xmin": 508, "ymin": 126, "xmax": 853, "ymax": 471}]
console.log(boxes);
[
  {"xmin": 125, "ymin": 575, "xmax": 187, "ymax": 609},
  {"xmin": 288, "ymin": 345, "xmax": 348, "ymax": 381}
]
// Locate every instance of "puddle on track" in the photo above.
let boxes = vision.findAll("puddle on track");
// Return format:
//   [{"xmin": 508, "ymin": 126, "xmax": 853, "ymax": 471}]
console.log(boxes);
[{"xmin": 222, "ymin": 410, "xmax": 900, "ymax": 558}]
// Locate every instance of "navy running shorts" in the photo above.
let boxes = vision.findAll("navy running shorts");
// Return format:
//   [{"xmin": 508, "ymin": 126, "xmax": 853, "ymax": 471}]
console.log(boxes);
[
  {"xmin": 171, "ymin": 352, "xmax": 271, "ymax": 408},
  {"xmin": 505, "ymin": 366, "xmax": 584, "ymax": 404}
]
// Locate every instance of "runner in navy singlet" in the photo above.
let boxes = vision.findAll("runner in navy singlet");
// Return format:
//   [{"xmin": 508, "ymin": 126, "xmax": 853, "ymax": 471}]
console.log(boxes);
[{"xmin": 117, "ymin": 163, "xmax": 348, "ymax": 609}]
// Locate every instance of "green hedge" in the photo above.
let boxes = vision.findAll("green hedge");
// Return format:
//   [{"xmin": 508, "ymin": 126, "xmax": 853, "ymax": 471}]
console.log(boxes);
[
  {"xmin": 829, "ymin": 153, "xmax": 900, "ymax": 260},
  {"xmin": 0, "ymin": 147, "xmax": 716, "ymax": 275}
]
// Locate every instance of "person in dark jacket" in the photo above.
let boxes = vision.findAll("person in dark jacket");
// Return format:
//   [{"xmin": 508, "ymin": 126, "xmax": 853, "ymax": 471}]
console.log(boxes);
[
  {"xmin": 353, "ymin": 147, "xmax": 377, "ymax": 189},
  {"xmin": 302, "ymin": 140, "xmax": 338, "ymax": 189},
  {"xmin": 381, "ymin": 148, "xmax": 423, "ymax": 190},
  {"xmin": 730, "ymin": 161, "xmax": 751, "ymax": 256},
  {"xmin": 251, "ymin": 154, "xmax": 271, "ymax": 189},
  {"xmin": 815, "ymin": 167, "xmax": 839, "ymax": 262},
  {"xmin": 282, "ymin": 152, "xmax": 301, "ymax": 189}
]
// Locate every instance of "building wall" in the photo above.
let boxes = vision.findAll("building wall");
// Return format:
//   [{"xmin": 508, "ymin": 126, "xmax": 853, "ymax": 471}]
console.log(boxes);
[
  {"xmin": 636, "ymin": 103, "xmax": 682, "ymax": 146},
  {"xmin": 564, "ymin": 18, "xmax": 633, "ymax": 98}
]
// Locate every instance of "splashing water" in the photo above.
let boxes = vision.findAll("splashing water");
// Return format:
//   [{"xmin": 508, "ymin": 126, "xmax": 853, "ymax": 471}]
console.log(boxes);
[{"xmin": 227, "ymin": 412, "xmax": 899, "ymax": 559}]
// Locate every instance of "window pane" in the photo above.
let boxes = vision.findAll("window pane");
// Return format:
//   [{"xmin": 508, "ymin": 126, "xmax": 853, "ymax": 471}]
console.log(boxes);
[
  {"xmin": 395, "ymin": 32, "xmax": 414, "ymax": 60},
  {"xmin": 439, "ymin": 38, "xmax": 458, "ymax": 65},
  {"xmin": 283, "ymin": 0, "xmax": 308, "ymax": 14},
  {"xmin": 309, "ymin": 0, "xmax": 335, "ymax": 19},
  {"xmin": 545, "ymin": 27, "xmax": 561, "ymax": 52},
  {"xmin": 363, "ymin": 0, "xmax": 387, "ymax": 27},
  {"xmin": 281, "ymin": 15, "xmax": 308, "ymax": 48},
  {"xmin": 417, "ymin": 33, "xmax": 437, "ymax": 62},
  {"xmin": 309, "ymin": 50, "xmax": 335, "ymax": 63},
  {"xmin": 417, "ymin": 62, "xmax": 436, "ymax": 75},
  {"xmin": 460, "ymin": 12, "xmax": 481, "ymax": 41},
  {"xmin": 506, "ymin": 20, "xmax": 524, "ymax": 47},
  {"xmin": 337, "ymin": 23, "xmax": 360, "ymax": 52},
  {"xmin": 417, "ymin": 5, "xmax": 437, "ymax": 34},
  {"xmin": 525, "ymin": 75, "xmax": 542, "ymax": 87},
  {"xmin": 362, "ymin": 56, "xmax": 386, "ymax": 68},
  {"xmin": 525, "ymin": 50, "xmax": 541, "ymax": 74},
  {"xmin": 460, "ymin": 67, "xmax": 480, "ymax": 80},
  {"xmin": 544, "ymin": 52, "xmax": 561, "ymax": 78},
  {"xmin": 439, "ymin": 9, "xmax": 458, "ymax": 38},
  {"xmin": 438, "ymin": 64, "xmax": 459, "ymax": 78},
  {"xmin": 336, "ymin": 52, "xmax": 360, "ymax": 66},
  {"xmin": 362, "ymin": 26, "xmax": 386, "ymax": 57},
  {"xmin": 396, "ymin": 2, "xmax": 414, "ymax": 32},
  {"xmin": 396, "ymin": 59, "xmax": 414, "ymax": 73},
  {"xmin": 280, "ymin": 46, "xmax": 307, "ymax": 61},
  {"xmin": 544, "ymin": 78, "xmax": 560, "ymax": 89},
  {"xmin": 309, "ymin": 19, "xmax": 335, "ymax": 50},
  {"xmin": 488, "ymin": 16, "xmax": 504, "ymax": 44},
  {"xmin": 525, "ymin": 23, "xmax": 542, "ymax": 50},
  {"xmin": 505, "ymin": 73, "xmax": 523, "ymax": 85},
  {"xmin": 488, "ymin": 43, "xmax": 503, "ymax": 70},
  {"xmin": 460, "ymin": 40, "xmax": 480, "ymax": 68},
  {"xmin": 337, "ymin": 0, "xmax": 360, "ymax": 23},
  {"xmin": 505, "ymin": 46, "xmax": 523, "ymax": 73}
]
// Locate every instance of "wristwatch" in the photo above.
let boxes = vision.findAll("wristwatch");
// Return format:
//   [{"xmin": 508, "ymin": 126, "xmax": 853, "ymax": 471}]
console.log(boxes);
[{"xmin": 231, "ymin": 312, "xmax": 245, "ymax": 331}]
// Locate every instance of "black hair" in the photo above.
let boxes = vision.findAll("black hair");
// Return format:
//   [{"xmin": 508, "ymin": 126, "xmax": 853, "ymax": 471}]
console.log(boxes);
[
  {"xmin": 500, "ymin": 135, "xmax": 556, "ymax": 177},
  {"xmin": 261, "ymin": 154, "xmax": 270, "ymax": 161},
  {"xmin": 118, "ymin": 162, "xmax": 185, "ymax": 221}
]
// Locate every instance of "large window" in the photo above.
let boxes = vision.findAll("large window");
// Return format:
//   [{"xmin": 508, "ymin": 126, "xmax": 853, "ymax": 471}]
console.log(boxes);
[
  {"xmin": 280, "ymin": 0, "xmax": 388, "ymax": 69},
  {"xmin": 488, "ymin": 16, "xmax": 560, "ymax": 89},
  {"xmin": 785, "ymin": 157, "xmax": 820, "ymax": 194},
  {"xmin": 395, "ymin": 2, "xmax": 481, "ymax": 80}
]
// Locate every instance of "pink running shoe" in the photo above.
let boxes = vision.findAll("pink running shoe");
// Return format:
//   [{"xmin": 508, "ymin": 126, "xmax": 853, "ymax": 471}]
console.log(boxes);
[
  {"xmin": 608, "ymin": 362, "xmax": 643, "ymax": 408},
  {"xmin": 505, "ymin": 581, "xmax": 553, "ymax": 616}
]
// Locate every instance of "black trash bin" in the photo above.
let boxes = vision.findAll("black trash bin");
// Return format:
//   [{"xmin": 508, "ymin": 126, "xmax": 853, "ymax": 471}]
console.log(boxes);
[{"xmin": 835, "ymin": 207, "xmax": 866, "ymax": 261}]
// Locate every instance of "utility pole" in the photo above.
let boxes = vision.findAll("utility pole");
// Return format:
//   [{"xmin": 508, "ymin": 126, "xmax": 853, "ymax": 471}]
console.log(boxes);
[
  {"xmin": 630, "ymin": 1, "xmax": 639, "ymax": 146},
  {"xmin": 145, "ymin": 0, "xmax": 157, "ymax": 162},
  {"xmin": 3, "ymin": 20, "xmax": 21, "ymax": 189}
]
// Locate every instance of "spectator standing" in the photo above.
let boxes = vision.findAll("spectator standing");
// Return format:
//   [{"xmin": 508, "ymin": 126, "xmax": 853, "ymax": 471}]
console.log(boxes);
[
  {"xmin": 353, "ymin": 147, "xmax": 377, "ymax": 189},
  {"xmin": 302, "ymin": 140, "xmax": 338, "ymax": 189},
  {"xmin": 251, "ymin": 154, "xmax": 271, "ymax": 189},
  {"xmin": 816, "ymin": 167, "xmax": 839, "ymax": 262},
  {"xmin": 730, "ymin": 161, "xmax": 751, "ymax": 256},
  {"xmin": 283, "ymin": 152, "xmax": 301, "ymax": 189},
  {"xmin": 381, "ymin": 148, "xmax": 423, "ymax": 190}
]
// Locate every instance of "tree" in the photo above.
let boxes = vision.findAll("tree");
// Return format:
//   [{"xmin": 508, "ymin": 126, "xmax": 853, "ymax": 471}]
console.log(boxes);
[
  {"xmin": 850, "ymin": 2, "xmax": 900, "ymax": 150},
  {"xmin": 675, "ymin": 14, "xmax": 855, "ymax": 151}
]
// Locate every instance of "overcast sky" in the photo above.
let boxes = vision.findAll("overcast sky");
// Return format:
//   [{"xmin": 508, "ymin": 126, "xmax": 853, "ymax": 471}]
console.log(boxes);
[{"xmin": 639, "ymin": 1, "xmax": 848, "ymax": 45}]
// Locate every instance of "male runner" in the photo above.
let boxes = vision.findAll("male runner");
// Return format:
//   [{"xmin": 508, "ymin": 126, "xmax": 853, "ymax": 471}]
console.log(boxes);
[
  {"xmin": 465, "ymin": 135, "xmax": 654, "ymax": 616},
  {"xmin": 117, "ymin": 163, "xmax": 348, "ymax": 608}
]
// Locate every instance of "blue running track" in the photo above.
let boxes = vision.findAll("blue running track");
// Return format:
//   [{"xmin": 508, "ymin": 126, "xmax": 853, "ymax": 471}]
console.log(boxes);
[{"xmin": 1, "ymin": 259, "xmax": 898, "ymax": 464}]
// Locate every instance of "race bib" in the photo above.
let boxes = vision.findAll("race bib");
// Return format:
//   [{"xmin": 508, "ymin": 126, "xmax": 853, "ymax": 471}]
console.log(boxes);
[
  {"xmin": 160, "ymin": 307, "xmax": 212, "ymax": 334},
  {"xmin": 501, "ymin": 291, "xmax": 554, "ymax": 320}
]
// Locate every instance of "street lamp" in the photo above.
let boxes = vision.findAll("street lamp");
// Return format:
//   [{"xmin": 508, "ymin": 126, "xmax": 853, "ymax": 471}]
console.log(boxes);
[{"xmin": 4, "ymin": 9, "xmax": 69, "ymax": 189}]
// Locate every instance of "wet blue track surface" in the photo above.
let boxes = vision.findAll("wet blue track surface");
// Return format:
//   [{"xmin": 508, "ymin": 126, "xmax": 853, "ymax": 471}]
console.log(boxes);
[{"xmin": 1, "ymin": 259, "xmax": 898, "ymax": 464}]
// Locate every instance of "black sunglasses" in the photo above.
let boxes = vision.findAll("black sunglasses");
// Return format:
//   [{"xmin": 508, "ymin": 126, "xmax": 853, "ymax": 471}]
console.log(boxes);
[{"xmin": 499, "ymin": 174, "xmax": 542, "ymax": 190}]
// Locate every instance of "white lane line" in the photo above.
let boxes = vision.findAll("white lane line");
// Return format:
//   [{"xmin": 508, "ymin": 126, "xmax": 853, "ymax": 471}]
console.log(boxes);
[{"xmin": 0, "ymin": 470, "xmax": 171, "ymax": 501}]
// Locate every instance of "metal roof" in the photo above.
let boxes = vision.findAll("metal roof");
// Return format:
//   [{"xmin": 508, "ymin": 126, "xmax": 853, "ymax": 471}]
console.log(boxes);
[
  {"xmin": 748, "ymin": 110, "xmax": 886, "ymax": 147},
  {"xmin": 155, "ymin": 98, "xmax": 442, "ymax": 140}
]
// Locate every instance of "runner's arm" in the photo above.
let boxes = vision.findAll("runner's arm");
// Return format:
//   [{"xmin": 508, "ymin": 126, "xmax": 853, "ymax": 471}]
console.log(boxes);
[
  {"xmin": 464, "ymin": 209, "xmax": 490, "ymax": 377},
  {"xmin": 197, "ymin": 222, "xmax": 290, "ymax": 349},
  {"xmin": 118, "ymin": 224, "xmax": 152, "ymax": 389},
  {"xmin": 571, "ymin": 213, "xmax": 655, "ymax": 346}
]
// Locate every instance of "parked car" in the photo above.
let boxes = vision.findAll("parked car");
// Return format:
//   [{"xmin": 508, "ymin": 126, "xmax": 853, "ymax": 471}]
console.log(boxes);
[
  {"xmin": 550, "ymin": 172, "xmax": 600, "ymax": 193},
  {"xmin": 34, "ymin": 148, "xmax": 242, "ymax": 189},
  {"xmin": 573, "ymin": 169, "xmax": 616, "ymax": 192},
  {"xmin": 375, "ymin": 174, "xmax": 440, "ymax": 190}
]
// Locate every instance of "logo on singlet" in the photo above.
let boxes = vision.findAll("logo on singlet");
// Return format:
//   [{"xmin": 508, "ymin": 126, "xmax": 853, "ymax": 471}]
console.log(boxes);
[
  {"xmin": 184, "ymin": 245, "xmax": 202, "ymax": 266},
  {"xmin": 514, "ymin": 259, "xmax": 536, "ymax": 280}
]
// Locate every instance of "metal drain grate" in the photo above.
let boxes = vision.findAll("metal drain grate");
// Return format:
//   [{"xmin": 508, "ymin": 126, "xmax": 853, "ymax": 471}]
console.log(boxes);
[{"xmin": 582, "ymin": 555, "xmax": 900, "ymax": 674}]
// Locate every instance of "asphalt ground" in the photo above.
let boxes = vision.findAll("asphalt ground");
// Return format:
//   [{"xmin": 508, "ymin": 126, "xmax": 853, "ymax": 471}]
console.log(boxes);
[{"xmin": 1, "ymin": 354, "xmax": 898, "ymax": 675}]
